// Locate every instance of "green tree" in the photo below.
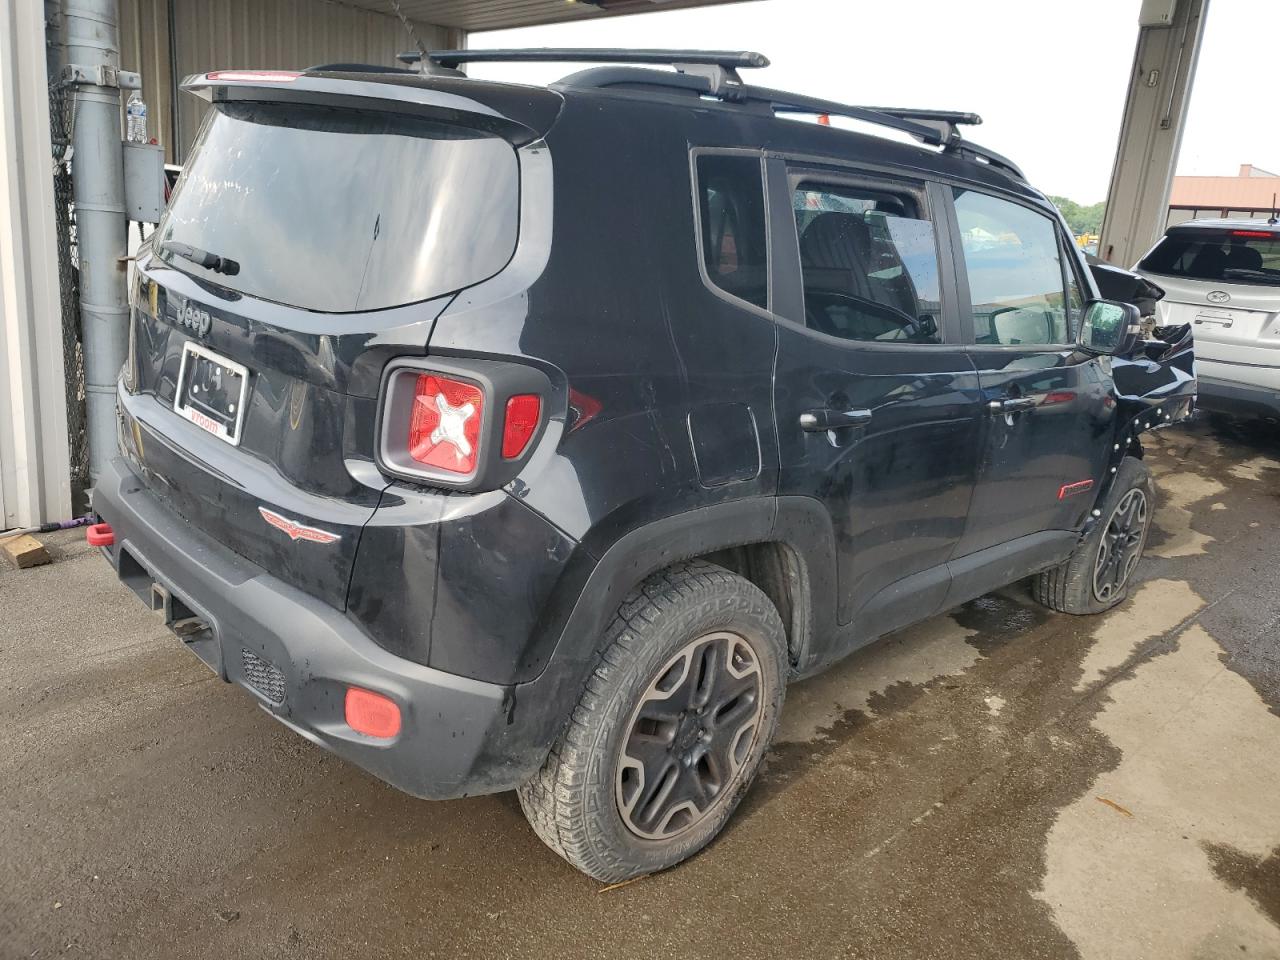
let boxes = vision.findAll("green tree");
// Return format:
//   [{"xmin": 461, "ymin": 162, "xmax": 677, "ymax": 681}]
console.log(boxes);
[{"xmin": 1049, "ymin": 195, "xmax": 1106, "ymax": 236}]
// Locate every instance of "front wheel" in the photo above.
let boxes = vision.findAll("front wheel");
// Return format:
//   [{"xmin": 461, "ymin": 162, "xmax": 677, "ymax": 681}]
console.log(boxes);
[
  {"xmin": 1033, "ymin": 457, "xmax": 1155, "ymax": 615},
  {"xmin": 517, "ymin": 561, "xmax": 787, "ymax": 882}
]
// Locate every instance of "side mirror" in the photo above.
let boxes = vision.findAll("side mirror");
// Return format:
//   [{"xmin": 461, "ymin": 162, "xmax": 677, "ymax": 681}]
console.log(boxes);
[{"xmin": 1078, "ymin": 299, "xmax": 1142, "ymax": 356}]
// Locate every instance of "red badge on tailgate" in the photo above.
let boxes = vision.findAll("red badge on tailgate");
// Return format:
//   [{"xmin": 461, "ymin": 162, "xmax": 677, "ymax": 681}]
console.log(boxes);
[{"xmin": 258, "ymin": 507, "xmax": 341, "ymax": 544}]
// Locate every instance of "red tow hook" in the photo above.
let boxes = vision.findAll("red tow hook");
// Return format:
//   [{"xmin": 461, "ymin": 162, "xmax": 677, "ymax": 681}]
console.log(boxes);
[{"xmin": 86, "ymin": 522, "xmax": 115, "ymax": 547}]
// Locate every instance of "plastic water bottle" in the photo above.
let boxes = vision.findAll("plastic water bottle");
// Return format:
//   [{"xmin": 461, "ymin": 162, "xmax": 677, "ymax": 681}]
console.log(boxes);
[{"xmin": 126, "ymin": 92, "xmax": 148, "ymax": 144}]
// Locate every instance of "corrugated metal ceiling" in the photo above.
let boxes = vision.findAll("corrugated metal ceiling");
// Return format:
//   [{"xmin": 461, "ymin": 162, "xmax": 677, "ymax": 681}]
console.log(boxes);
[{"xmin": 340, "ymin": 0, "xmax": 749, "ymax": 32}]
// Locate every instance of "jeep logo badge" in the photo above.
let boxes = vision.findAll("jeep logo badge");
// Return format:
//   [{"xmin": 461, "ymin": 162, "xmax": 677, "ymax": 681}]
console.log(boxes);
[
  {"xmin": 1206, "ymin": 290, "xmax": 1231, "ymax": 304},
  {"xmin": 174, "ymin": 297, "xmax": 212, "ymax": 337}
]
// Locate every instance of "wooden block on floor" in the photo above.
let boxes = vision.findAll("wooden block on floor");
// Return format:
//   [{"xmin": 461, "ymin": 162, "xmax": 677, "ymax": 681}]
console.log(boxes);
[{"xmin": 1, "ymin": 534, "xmax": 51, "ymax": 569}]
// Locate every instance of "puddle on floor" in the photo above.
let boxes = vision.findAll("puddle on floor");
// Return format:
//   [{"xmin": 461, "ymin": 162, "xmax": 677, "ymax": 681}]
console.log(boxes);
[{"xmin": 1040, "ymin": 620, "xmax": 1280, "ymax": 959}]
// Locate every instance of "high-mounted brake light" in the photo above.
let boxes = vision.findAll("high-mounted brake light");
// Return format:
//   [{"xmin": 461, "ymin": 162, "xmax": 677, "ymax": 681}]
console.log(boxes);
[
  {"xmin": 345, "ymin": 687, "xmax": 401, "ymax": 739},
  {"xmin": 502, "ymin": 394, "xmax": 542, "ymax": 459},
  {"xmin": 205, "ymin": 70, "xmax": 301, "ymax": 83},
  {"xmin": 408, "ymin": 373, "xmax": 485, "ymax": 477},
  {"xmin": 1231, "ymin": 230, "xmax": 1273, "ymax": 239}
]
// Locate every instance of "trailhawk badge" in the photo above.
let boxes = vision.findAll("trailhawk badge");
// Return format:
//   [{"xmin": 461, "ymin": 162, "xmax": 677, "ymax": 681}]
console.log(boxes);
[{"xmin": 258, "ymin": 507, "xmax": 341, "ymax": 544}]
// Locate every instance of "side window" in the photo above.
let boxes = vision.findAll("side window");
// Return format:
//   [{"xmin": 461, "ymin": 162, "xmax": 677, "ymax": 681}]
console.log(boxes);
[
  {"xmin": 696, "ymin": 154, "xmax": 768, "ymax": 310},
  {"xmin": 792, "ymin": 182, "xmax": 942, "ymax": 344},
  {"xmin": 953, "ymin": 189, "xmax": 1071, "ymax": 345}
]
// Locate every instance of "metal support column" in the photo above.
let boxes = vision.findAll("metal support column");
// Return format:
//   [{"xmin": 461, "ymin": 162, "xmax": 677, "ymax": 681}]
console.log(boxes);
[
  {"xmin": 59, "ymin": 0, "xmax": 131, "ymax": 485},
  {"xmin": 1098, "ymin": 0, "xmax": 1211, "ymax": 268}
]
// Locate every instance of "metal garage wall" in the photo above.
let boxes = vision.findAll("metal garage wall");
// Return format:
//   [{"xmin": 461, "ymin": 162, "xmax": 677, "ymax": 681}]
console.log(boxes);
[
  {"xmin": 118, "ymin": 0, "xmax": 452, "ymax": 164},
  {"xmin": 1, "ymin": 0, "xmax": 72, "ymax": 526}
]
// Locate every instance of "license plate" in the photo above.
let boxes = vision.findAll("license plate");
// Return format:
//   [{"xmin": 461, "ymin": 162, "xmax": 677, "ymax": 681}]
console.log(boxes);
[{"xmin": 174, "ymin": 342, "xmax": 249, "ymax": 446}]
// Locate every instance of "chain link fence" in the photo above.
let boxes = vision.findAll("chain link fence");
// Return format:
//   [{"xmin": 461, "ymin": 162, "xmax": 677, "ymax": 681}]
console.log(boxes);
[{"xmin": 49, "ymin": 80, "xmax": 89, "ymax": 511}]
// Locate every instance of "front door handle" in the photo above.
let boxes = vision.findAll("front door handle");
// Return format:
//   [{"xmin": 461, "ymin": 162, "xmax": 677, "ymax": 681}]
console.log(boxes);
[
  {"xmin": 988, "ymin": 397, "xmax": 1036, "ymax": 415},
  {"xmin": 800, "ymin": 408, "xmax": 873, "ymax": 431}
]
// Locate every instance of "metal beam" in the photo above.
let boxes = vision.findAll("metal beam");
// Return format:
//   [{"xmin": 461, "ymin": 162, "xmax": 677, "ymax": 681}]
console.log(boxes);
[
  {"xmin": 59, "ymin": 0, "xmax": 134, "ymax": 487},
  {"xmin": 1098, "ymin": 0, "xmax": 1210, "ymax": 268}
]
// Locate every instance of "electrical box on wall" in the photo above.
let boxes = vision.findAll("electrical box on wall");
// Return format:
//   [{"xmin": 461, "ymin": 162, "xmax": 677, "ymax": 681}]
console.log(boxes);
[
  {"xmin": 122, "ymin": 142, "xmax": 164, "ymax": 223},
  {"xmin": 1140, "ymin": 0, "xmax": 1178, "ymax": 27}
]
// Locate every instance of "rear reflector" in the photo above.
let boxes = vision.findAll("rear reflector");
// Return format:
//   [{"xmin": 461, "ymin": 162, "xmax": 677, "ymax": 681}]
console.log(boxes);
[
  {"xmin": 502, "ymin": 394, "xmax": 542, "ymax": 459},
  {"xmin": 408, "ymin": 373, "xmax": 484, "ymax": 476},
  {"xmin": 205, "ymin": 70, "xmax": 301, "ymax": 82},
  {"xmin": 345, "ymin": 687, "xmax": 402, "ymax": 739},
  {"xmin": 86, "ymin": 522, "xmax": 114, "ymax": 547}
]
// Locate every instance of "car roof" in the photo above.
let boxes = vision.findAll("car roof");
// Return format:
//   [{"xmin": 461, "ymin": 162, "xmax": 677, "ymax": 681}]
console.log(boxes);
[{"xmin": 197, "ymin": 58, "xmax": 1046, "ymax": 205}]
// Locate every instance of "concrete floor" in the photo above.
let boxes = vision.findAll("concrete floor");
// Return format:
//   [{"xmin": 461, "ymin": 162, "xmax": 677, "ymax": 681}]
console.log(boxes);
[{"xmin": 2, "ymin": 415, "xmax": 1278, "ymax": 960}]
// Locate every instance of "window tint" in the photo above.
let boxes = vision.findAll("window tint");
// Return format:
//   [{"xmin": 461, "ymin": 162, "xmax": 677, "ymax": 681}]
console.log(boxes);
[
  {"xmin": 696, "ymin": 155, "xmax": 768, "ymax": 309},
  {"xmin": 157, "ymin": 102, "xmax": 519, "ymax": 312},
  {"xmin": 954, "ymin": 190, "xmax": 1071, "ymax": 345},
  {"xmin": 793, "ymin": 184, "xmax": 942, "ymax": 344},
  {"xmin": 1138, "ymin": 228, "xmax": 1280, "ymax": 287}
]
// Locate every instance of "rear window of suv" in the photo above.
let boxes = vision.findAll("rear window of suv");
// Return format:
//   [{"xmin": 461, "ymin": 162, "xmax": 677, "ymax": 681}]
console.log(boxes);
[
  {"xmin": 155, "ymin": 101, "xmax": 520, "ymax": 312},
  {"xmin": 1138, "ymin": 227, "xmax": 1280, "ymax": 287}
]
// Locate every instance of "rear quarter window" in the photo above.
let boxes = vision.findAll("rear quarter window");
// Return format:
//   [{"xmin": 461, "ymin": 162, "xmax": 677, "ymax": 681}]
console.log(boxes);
[{"xmin": 695, "ymin": 154, "xmax": 769, "ymax": 310}]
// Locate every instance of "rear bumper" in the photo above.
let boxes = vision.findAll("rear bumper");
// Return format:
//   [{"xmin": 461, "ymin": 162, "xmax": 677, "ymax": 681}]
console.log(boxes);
[
  {"xmin": 91, "ymin": 455, "xmax": 530, "ymax": 800},
  {"xmin": 1196, "ymin": 375, "xmax": 1280, "ymax": 419}
]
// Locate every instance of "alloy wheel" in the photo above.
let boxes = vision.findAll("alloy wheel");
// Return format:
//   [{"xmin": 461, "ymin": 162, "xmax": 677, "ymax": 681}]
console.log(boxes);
[
  {"xmin": 615, "ymin": 631, "xmax": 764, "ymax": 841},
  {"xmin": 1093, "ymin": 487, "xmax": 1149, "ymax": 603}
]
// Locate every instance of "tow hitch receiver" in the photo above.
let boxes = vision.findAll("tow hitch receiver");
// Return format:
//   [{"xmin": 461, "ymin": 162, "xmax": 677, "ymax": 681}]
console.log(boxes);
[{"xmin": 149, "ymin": 582, "xmax": 206, "ymax": 637}]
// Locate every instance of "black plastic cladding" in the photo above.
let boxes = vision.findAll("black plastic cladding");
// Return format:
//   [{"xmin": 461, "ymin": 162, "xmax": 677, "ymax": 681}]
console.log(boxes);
[{"xmin": 97, "ymin": 66, "xmax": 1196, "ymax": 800}]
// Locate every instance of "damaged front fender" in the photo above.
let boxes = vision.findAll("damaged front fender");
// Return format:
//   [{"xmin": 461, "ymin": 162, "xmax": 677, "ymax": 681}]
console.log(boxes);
[{"xmin": 1111, "ymin": 322, "xmax": 1196, "ymax": 434}]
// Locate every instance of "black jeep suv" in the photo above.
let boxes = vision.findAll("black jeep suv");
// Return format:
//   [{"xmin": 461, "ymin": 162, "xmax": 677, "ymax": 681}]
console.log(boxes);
[{"xmin": 91, "ymin": 50, "xmax": 1195, "ymax": 881}]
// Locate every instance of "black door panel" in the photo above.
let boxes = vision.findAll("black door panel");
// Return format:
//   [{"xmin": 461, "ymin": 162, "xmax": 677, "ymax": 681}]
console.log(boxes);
[
  {"xmin": 946, "ymin": 186, "xmax": 1114, "ymax": 557},
  {"xmin": 960, "ymin": 347, "xmax": 1114, "ymax": 555},
  {"xmin": 775, "ymin": 342, "xmax": 982, "ymax": 625},
  {"xmin": 770, "ymin": 165, "xmax": 981, "ymax": 631}
]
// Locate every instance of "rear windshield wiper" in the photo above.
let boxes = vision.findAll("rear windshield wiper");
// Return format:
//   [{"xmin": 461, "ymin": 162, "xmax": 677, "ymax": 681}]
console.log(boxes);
[
  {"xmin": 160, "ymin": 240, "xmax": 241, "ymax": 277},
  {"xmin": 1221, "ymin": 267, "xmax": 1280, "ymax": 286}
]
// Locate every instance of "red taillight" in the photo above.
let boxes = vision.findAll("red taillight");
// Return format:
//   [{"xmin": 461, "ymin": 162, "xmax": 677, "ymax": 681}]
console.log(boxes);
[
  {"xmin": 345, "ymin": 687, "xmax": 401, "ymax": 739},
  {"xmin": 407, "ymin": 374, "xmax": 484, "ymax": 477},
  {"xmin": 205, "ymin": 70, "xmax": 301, "ymax": 82},
  {"xmin": 1231, "ymin": 230, "xmax": 1272, "ymax": 239},
  {"xmin": 502, "ymin": 394, "xmax": 542, "ymax": 459}
]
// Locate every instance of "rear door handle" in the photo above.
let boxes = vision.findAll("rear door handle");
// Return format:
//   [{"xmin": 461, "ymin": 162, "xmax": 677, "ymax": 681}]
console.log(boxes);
[
  {"xmin": 987, "ymin": 397, "xmax": 1036, "ymax": 414},
  {"xmin": 800, "ymin": 408, "xmax": 873, "ymax": 431}
]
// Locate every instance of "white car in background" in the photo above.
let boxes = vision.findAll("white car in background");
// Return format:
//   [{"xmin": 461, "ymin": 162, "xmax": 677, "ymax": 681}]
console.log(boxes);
[{"xmin": 1135, "ymin": 218, "xmax": 1280, "ymax": 419}]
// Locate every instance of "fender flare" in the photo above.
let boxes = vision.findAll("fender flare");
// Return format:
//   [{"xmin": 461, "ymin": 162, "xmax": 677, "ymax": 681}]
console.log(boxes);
[
  {"xmin": 479, "ymin": 497, "xmax": 838, "ymax": 789},
  {"xmin": 540, "ymin": 495, "xmax": 838, "ymax": 689}
]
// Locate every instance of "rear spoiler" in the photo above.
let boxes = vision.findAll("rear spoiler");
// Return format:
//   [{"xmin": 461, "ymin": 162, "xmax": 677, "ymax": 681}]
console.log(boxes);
[{"xmin": 181, "ymin": 70, "xmax": 563, "ymax": 147}]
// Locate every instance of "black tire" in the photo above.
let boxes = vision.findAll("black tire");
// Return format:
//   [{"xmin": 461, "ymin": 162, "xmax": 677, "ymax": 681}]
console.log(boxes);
[
  {"xmin": 1033, "ymin": 457, "xmax": 1155, "ymax": 615},
  {"xmin": 517, "ymin": 560, "xmax": 787, "ymax": 882}
]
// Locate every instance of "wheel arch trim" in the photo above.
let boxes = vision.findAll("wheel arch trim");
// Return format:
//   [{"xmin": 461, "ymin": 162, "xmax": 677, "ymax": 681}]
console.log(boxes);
[{"xmin": 543, "ymin": 496, "xmax": 838, "ymax": 684}]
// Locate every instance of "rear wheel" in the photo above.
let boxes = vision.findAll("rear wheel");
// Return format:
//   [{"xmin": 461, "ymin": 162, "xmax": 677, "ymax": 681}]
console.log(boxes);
[
  {"xmin": 1033, "ymin": 457, "xmax": 1154, "ymax": 615},
  {"xmin": 517, "ymin": 561, "xmax": 786, "ymax": 882}
]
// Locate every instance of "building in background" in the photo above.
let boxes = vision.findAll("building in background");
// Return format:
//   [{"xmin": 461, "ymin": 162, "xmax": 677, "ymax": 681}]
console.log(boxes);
[{"xmin": 1167, "ymin": 164, "xmax": 1280, "ymax": 227}]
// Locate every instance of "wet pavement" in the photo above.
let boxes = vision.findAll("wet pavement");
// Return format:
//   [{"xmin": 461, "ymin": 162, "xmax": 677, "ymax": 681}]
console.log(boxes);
[{"xmin": 3, "ymin": 414, "xmax": 1279, "ymax": 960}]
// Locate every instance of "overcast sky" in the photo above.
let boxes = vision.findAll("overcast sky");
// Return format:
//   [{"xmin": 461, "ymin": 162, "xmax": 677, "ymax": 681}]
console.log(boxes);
[{"xmin": 473, "ymin": 0, "xmax": 1278, "ymax": 203}]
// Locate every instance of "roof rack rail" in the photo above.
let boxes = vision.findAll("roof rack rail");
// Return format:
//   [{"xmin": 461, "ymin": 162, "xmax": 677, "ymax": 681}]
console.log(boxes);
[
  {"xmin": 552, "ymin": 66, "xmax": 1020, "ymax": 180},
  {"xmin": 390, "ymin": 48, "xmax": 1023, "ymax": 182},
  {"xmin": 398, "ymin": 47, "xmax": 769, "ymax": 94}
]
